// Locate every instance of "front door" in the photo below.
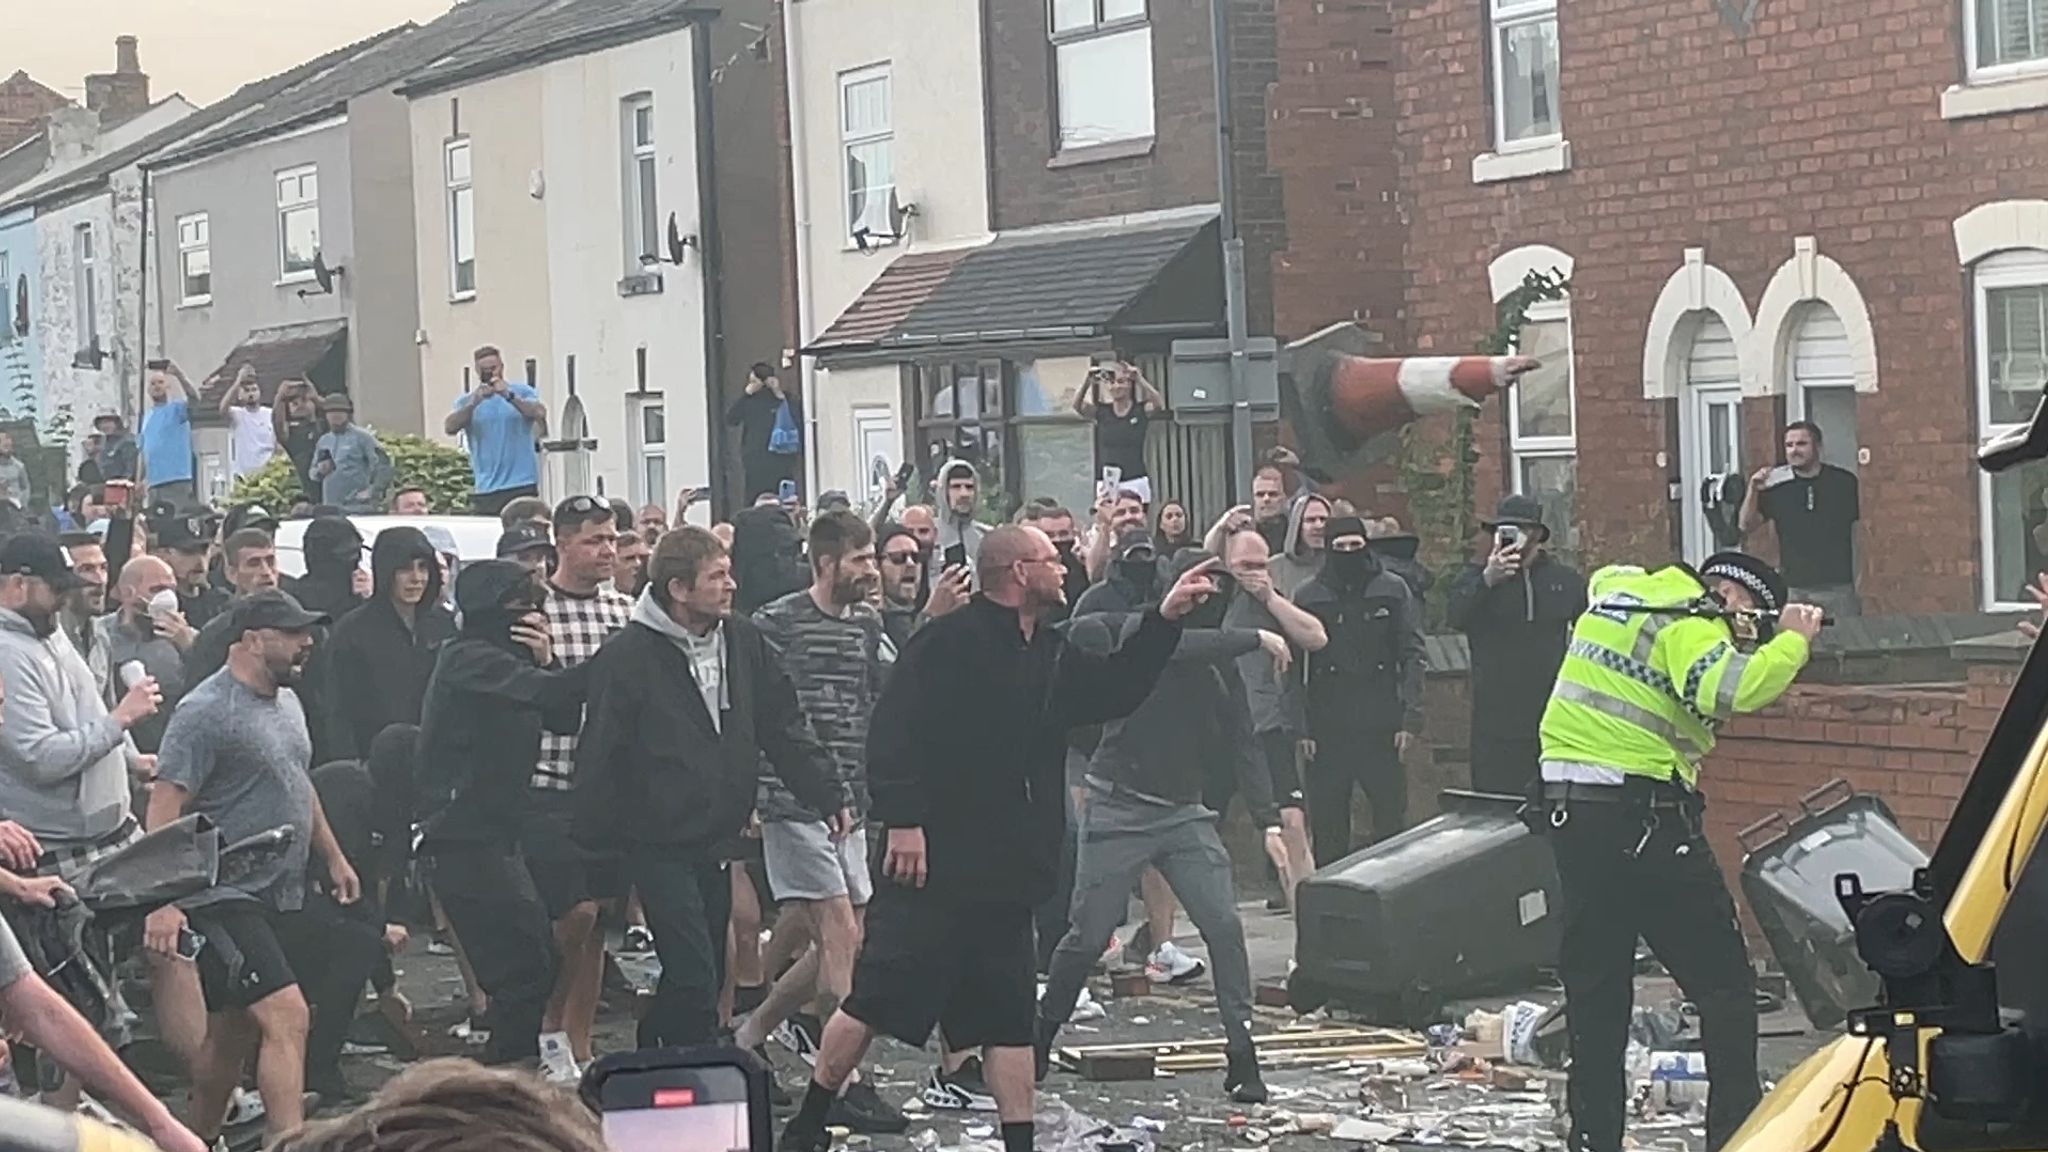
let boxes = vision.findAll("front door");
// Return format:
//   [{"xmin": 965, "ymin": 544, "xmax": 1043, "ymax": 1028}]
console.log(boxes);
[{"xmin": 1682, "ymin": 385, "xmax": 1744, "ymax": 563}]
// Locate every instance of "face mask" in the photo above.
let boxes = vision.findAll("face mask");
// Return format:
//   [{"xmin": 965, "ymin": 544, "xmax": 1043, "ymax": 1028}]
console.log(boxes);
[
  {"xmin": 1324, "ymin": 548, "xmax": 1377, "ymax": 588},
  {"xmin": 1180, "ymin": 579, "xmax": 1231, "ymax": 630},
  {"xmin": 1054, "ymin": 539, "xmax": 1077, "ymax": 559},
  {"xmin": 1116, "ymin": 558, "xmax": 1159, "ymax": 598}
]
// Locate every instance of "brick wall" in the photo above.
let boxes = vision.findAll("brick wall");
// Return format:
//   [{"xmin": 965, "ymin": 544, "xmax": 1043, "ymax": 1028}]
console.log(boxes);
[
  {"xmin": 0, "ymin": 72, "xmax": 67, "ymax": 157},
  {"xmin": 980, "ymin": 0, "xmax": 1281, "ymax": 328},
  {"xmin": 1354, "ymin": 0, "xmax": 2048, "ymax": 613}
]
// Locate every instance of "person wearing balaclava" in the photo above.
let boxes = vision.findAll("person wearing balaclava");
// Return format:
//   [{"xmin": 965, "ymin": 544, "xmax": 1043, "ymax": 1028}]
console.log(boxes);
[
  {"xmin": 416, "ymin": 560, "xmax": 591, "ymax": 1067},
  {"xmin": 1292, "ymin": 515, "xmax": 1425, "ymax": 863},
  {"xmin": 286, "ymin": 516, "xmax": 369, "ymax": 622},
  {"xmin": 1039, "ymin": 549, "xmax": 1289, "ymax": 1106},
  {"xmin": 1071, "ymin": 526, "xmax": 1162, "ymax": 619}
]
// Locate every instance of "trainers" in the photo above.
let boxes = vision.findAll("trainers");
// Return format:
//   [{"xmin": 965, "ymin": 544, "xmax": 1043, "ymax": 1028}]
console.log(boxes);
[
  {"xmin": 921, "ymin": 1057, "xmax": 998, "ymax": 1112},
  {"xmin": 621, "ymin": 925, "xmax": 655, "ymax": 956},
  {"xmin": 1147, "ymin": 941, "xmax": 1206, "ymax": 985},
  {"xmin": 1071, "ymin": 986, "xmax": 1107, "ymax": 1022},
  {"xmin": 222, "ymin": 1087, "xmax": 266, "ymax": 1128},
  {"xmin": 539, "ymin": 1032, "xmax": 582, "ymax": 1086},
  {"xmin": 827, "ymin": 1080, "xmax": 910, "ymax": 1134},
  {"xmin": 772, "ymin": 1014, "xmax": 823, "ymax": 1066}
]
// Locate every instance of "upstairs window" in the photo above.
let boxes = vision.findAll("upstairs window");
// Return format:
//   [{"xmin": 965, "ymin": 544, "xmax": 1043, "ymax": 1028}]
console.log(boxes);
[
  {"xmin": 622, "ymin": 95, "xmax": 659, "ymax": 268},
  {"xmin": 447, "ymin": 140, "xmax": 475, "ymax": 298},
  {"xmin": 1973, "ymin": 0, "xmax": 2048, "ymax": 73},
  {"xmin": 177, "ymin": 213, "xmax": 210, "ymax": 305},
  {"xmin": 840, "ymin": 66, "xmax": 894, "ymax": 243},
  {"xmin": 276, "ymin": 165, "xmax": 320, "ymax": 281},
  {"xmin": 1490, "ymin": 0, "xmax": 1561, "ymax": 148},
  {"xmin": 1051, "ymin": 0, "xmax": 1154, "ymax": 150},
  {"xmin": 75, "ymin": 224, "xmax": 98, "ymax": 353}
]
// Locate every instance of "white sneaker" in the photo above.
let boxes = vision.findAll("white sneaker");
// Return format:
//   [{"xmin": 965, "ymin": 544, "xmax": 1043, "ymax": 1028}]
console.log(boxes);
[
  {"xmin": 1147, "ymin": 941, "xmax": 1207, "ymax": 985},
  {"xmin": 1071, "ymin": 986, "xmax": 1107, "ymax": 1022},
  {"xmin": 222, "ymin": 1087, "xmax": 266, "ymax": 1128},
  {"xmin": 539, "ymin": 1032, "xmax": 582, "ymax": 1086}
]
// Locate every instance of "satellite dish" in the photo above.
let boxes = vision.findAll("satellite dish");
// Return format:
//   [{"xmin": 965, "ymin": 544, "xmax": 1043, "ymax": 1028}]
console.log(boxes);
[
  {"xmin": 852, "ymin": 191, "xmax": 918, "ymax": 254},
  {"xmin": 667, "ymin": 213, "xmax": 691, "ymax": 265},
  {"xmin": 305, "ymin": 252, "xmax": 345, "ymax": 297}
]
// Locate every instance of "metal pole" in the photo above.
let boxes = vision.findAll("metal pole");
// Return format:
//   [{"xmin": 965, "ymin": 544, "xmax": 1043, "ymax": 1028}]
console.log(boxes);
[{"xmin": 1210, "ymin": 0, "xmax": 1255, "ymax": 500}]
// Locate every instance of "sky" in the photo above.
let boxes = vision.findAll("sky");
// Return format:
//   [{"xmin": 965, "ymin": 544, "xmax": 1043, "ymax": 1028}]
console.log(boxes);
[{"xmin": 13, "ymin": 1, "xmax": 457, "ymax": 106}]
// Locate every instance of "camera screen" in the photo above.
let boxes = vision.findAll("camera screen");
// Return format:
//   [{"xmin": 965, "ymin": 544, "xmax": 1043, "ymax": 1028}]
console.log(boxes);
[{"xmin": 602, "ymin": 1064, "xmax": 754, "ymax": 1152}]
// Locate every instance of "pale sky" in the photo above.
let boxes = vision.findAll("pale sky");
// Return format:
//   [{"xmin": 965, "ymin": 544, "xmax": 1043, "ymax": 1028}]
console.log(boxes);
[{"xmin": 12, "ymin": 1, "xmax": 457, "ymax": 106}]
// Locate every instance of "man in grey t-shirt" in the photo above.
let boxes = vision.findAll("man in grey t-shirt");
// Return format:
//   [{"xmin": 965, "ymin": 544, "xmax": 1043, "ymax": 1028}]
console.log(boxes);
[{"xmin": 142, "ymin": 591, "xmax": 363, "ymax": 1147}]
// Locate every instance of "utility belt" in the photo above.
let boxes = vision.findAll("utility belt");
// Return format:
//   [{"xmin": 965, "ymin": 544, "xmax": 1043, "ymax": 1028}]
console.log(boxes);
[{"xmin": 1518, "ymin": 773, "xmax": 1705, "ymax": 860}]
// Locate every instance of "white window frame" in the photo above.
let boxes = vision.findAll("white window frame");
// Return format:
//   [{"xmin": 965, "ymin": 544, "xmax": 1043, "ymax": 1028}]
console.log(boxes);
[
  {"xmin": 275, "ymin": 164, "xmax": 320, "ymax": 284},
  {"xmin": 446, "ymin": 139, "xmax": 476, "ymax": 301},
  {"xmin": 75, "ymin": 224, "xmax": 98, "ymax": 351},
  {"xmin": 176, "ymin": 212, "xmax": 210, "ymax": 307},
  {"xmin": 839, "ymin": 65, "xmax": 895, "ymax": 245},
  {"xmin": 1974, "ymin": 250, "xmax": 2048, "ymax": 609},
  {"xmin": 630, "ymin": 394, "xmax": 668, "ymax": 508},
  {"xmin": 0, "ymin": 250, "xmax": 11, "ymax": 347},
  {"xmin": 1050, "ymin": 0, "xmax": 1156, "ymax": 152},
  {"xmin": 1967, "ymin": 0, "xmax": 2048, "ymax": 82},
  {"xmin": 1488, "ymin": 0, "xmax": 1562, "ymax": 152},
  {"xmin": 1507, "ymin": 297, "xmax": 1576, "ymax": 547},
  {"xmin": 622, "ymin": 94, "xmax": 659, "ymax": 270}
]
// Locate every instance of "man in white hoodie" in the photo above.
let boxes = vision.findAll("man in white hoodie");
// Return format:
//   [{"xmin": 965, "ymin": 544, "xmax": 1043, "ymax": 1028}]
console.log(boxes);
[{"xmin": 0, "ymin": 533, "xmax": 163, "ymax": 875}]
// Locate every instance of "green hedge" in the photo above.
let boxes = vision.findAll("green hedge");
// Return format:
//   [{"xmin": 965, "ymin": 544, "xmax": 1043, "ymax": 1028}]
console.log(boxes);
[{"xmin": 230, "ymin": 433, "xmax": 475, "ymax": 513}]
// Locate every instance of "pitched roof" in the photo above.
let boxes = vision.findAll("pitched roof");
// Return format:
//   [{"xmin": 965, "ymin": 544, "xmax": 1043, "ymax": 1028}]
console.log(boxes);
[
  {"xmin": 806, "ymin": 250, "xmax": 973, "ymax": 356},
  {"xmin": 196, "ymin": 318, "xmax": 351, "ymax": 422},
  {"xmin": 398, "ymin": 0, "xmax": 715, "ymax": 97},
  {"xmin": 147, "ymin": 0, "xmax": 550, "ymax": 169},
  {"xmin": 0, "ymin": 29, "xmax": 413, "ymax": 214}
]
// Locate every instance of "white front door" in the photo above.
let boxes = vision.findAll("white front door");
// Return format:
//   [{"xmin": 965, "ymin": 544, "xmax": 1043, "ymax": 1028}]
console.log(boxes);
[
  {"xmin": 853, "ymin": 406, "xmax": 897, "ymax": 508},
  {"xmin": 1680, "ymin": 316, "xmax": 1743, "ymax": 563}
]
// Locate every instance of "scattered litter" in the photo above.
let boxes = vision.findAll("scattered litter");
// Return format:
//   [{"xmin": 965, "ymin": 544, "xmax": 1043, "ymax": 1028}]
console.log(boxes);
[
  {"xmin": 1132, "ymin": 1117, "xmax": 1168, "ymax": 1133},
  {"xmin": 966, "ymin": 1125, "xmax": 995, "ymax": 1139},
  {"xmin": 1332, "ymin": 1118, "xmax": 1404, "ymax": 1143},
  {"xmin": 1131, "ymin": 1016, "xmax": 1152, "ymax": 1025},
  {"xmin": 1243, "ymin": 1127, "xmax": 1270, "ymax": 1144}
]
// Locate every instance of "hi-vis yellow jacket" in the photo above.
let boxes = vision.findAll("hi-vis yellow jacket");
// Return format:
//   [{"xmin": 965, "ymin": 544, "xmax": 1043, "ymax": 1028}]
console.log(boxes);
[{"xmin": 1537, "ymin": 564, "xmax": 1810, "ymax": 788}]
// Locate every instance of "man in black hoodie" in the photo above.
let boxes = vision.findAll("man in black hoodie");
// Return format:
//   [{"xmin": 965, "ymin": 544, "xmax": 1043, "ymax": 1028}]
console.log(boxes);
[
  {"xmin": 416, "ymin": 560, "xmax": 590, "ymax": 1066},
  {"xmin": 1039, "ymin": 549, "xmax": 1287, "ymax": 1105},
  {"xmin": 732, "ymin": 502, "xmax": 810, "ymax": 616},
  {"xmin": 781, "ymin": 526, "xmax": 1219, "ymax": 1152},
  {"xmin": 285, "ymin": 516, "xmax": 368, "ymax": 622},
  {"xmin": 575, "ymin": 527, "xmax": 848, "ymax": 1050},
  {"xmin": 1445, "ymin": 496, "xmax": 1587, "ymax": 797},
  {"xmin": 321, "ymin": 526, "xmax": 456, "ymax": 761},
  {"xmin": 1295, "ymin": 516, "xmax": 1427, "ymax": 862}
]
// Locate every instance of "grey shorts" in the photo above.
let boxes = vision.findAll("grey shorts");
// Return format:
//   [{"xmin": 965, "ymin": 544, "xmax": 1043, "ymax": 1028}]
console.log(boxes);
[{"xmin": 761, "ymin": 820, "xmax": 872, "ymax": 906}]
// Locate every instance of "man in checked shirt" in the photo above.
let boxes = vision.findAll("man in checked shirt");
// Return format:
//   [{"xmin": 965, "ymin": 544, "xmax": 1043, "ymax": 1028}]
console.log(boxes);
[{"xmin": 526, "ymin": 496, "xmax": 634, "ymax": 1083}]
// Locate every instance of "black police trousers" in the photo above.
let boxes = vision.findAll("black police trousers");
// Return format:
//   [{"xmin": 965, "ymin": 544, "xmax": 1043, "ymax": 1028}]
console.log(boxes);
[{"xmin": 1550, "ymin": 796, "xmax": 1759, "ymax": 1152}]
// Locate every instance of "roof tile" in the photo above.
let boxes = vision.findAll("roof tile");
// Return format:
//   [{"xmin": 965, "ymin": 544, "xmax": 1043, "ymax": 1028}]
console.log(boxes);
[{"xmin": 807, "ymin": 249, "xmax": 973, "ymax": 356}]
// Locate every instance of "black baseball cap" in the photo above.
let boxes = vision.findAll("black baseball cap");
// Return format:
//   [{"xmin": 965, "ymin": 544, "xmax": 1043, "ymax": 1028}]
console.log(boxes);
[
  {"xmin": 1112, "ymin": 526, "xmax": 1156, "ymax": 562},
  {"xmin": 497, "ymin": 523, "xmax": 555, "ymax": 558},
  {"xmin": 0, "ymin": 533, "xmax": 84, "ymax": 591},
  {"xmin": 224, "ymin": 503, "xmax": 281, "ymax": 535},
  {"xmin": 228, "ymin": 589, "xmax": 330, "ymax": 636},
  {"xmin": 152, "ymin": 511, "xmax": 213, "ymax": 553}
]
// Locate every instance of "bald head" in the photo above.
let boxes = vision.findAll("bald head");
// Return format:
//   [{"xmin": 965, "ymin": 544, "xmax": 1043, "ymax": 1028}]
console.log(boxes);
[
  {"xmin": 118, "ymin": 555, "xmax": 177, "ymax": 616},
  {"xmin": 978, "ymin": 525, "xmax": 1041, "ymax": 582}
]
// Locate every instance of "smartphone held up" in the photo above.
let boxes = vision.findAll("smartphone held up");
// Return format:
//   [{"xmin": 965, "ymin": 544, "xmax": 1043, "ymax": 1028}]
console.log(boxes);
[{"xmin": 586, "ymin": 1047, "xmax": 772, "ymax": 1152}]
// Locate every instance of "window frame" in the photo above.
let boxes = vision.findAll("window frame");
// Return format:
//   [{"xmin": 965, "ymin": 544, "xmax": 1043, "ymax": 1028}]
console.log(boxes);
[
  {"xmin": 838, "ymin": 64, "xmax": 895, "ymax": 246},
  {"xmin": 1506, "ymin": 296, "xmax": 1577, "ymax": 555},
  {"xmin": 1488, "ymin": 0, "xmax": 1562, "ymax": 153},
  {"xmin": 629, "ymin": 394, "xmax": 668, "ymax": 508},
  {"xmin": 176, "ymin": 212, "xmax": 211, "ymax": 307},
  {"xmin": 0, "ymin": 250, "xmax": 11, "ymax": 347},
  {"xmin": 1049, "ymin": 0, "xmax": 1156, "ymax": 152},
  {"xmin": 446, "ymin": 139, "xmax": 476, "ymax": 301},
  {"xmin": 621, "ymin": 94, "xmax": 659, "ymax": 271},
  {"xmin": 1974, "ymin": 249, "xmax": 2048, "ymax": 610},
  {"xmin": 1966, "ymin": 0, "xmax": 2048, "ymax": 82},
  {"xmin": 75, "ymin": 223, "xmax": 98, "ymax": 351},
  {"xmin": 275, "ymin": 164, "xmax": 320, "ymax": 284}
]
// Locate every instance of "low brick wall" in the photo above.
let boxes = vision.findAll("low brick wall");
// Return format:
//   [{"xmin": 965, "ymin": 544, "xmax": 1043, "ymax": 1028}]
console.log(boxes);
[{"xmin": 1222, "ymin": 639, "xmax": 2026, "ymax": 947}]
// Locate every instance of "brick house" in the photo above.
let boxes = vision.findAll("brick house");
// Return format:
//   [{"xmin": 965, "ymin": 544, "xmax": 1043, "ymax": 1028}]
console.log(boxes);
[{"xmin": 1331, "ymin": 0, "xmax": 2048, "ymax": 617}]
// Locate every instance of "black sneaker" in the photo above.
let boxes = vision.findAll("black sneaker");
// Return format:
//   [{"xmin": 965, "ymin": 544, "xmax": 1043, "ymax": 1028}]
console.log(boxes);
[
  {"xmin": 621, "ymin": 925, "xmax": 655, "ymax": 956},
  {"xmin": 778, "ymin": 1118, "xmax": 830, "ymax": 1152},
  {"xmin": 734, "ymin": 983, "xmax": 770, "ymax": 1017},
  {"xmin": 828, "ymin": 1080, "xmax": 910, "ymax": 1134},
  {"xmin": 773, "ymin": 1013, "xmax": 823, "ymax": 1066},
  {"xmin": 921, "ymin": 1056, "xmax": 998, "ymax": 1112}
]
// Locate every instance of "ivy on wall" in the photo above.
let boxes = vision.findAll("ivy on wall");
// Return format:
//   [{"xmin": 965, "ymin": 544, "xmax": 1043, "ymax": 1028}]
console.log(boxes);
[{"xmin": 1398, "ymin": 268, "xmax": 1571, "ymax": 625}]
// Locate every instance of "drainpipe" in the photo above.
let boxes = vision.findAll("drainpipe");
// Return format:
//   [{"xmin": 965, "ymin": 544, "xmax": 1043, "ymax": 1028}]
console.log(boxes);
[
  {"xmin": 783, "ymin": 0, "xmax": 820, "ymax": 499},
  {"xmin": 134, "ymin": 168, "xmax": 151, "ymax": 429},
  {"xmin": 693, "ymin": 22, "xmax": 733, "ymax": 513}
]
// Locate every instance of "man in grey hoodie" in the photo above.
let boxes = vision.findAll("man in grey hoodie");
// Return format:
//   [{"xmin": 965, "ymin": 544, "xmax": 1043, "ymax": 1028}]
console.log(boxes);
[
  {"xmin": 933, "ymin": 459, "xmax": 988, "ymax": 574},
  {"xmin": 1268, "ymin": 493, "xmax": 1331, "ymax": 599},
  {"xmin": 0, "ymin": 533, "xmax": 162, "ymax": 873}
]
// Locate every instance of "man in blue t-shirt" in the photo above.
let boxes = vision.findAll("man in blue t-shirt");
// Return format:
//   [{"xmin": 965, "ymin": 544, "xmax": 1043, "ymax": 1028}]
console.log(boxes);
[
  {"xmin": 138, "ymin": 362, "xmax": 196, "ymax": 505},
  {"xmin": 445, "ymin": 344, "xmax": 547, "ymax": 515}
]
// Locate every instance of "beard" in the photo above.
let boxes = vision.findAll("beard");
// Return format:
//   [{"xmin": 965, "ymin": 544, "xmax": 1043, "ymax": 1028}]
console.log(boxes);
[
  {"xmin": 20, "ymin": 604, "xmax": 58, "ymax": 638},
  {"xmin": 269, "ymin": 656, "xmax": 306, "ymax": 687}
]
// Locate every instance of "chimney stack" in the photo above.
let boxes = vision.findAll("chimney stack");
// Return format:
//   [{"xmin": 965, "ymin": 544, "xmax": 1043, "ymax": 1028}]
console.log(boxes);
[{"xmin": 84, "ymin": 37, "xmax": 149, "ymax": 128}]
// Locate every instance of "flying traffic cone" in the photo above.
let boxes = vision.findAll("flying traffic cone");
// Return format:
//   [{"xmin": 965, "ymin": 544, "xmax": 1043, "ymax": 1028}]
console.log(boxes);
[{"xmin": 1280, "ymin": 348, "xmax": 1541, "ymax": 481}]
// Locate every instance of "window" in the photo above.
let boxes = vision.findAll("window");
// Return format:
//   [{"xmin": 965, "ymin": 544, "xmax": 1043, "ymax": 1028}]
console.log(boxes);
[
  {"xmin": 75, "ymin": 224, "xmax": 98, "ymax": 353},
  {"xmin": 0, "ymin": 251, "xmax": 10, "ymax": 346},
  {"xmin": 1972, "ymin": 0, "xmax": 2048, "ymax": 74},
  {"xmin": 622, "ymin": 95, "xmax": 659, "ymax": 267},
  {"xmin": 840, "ymin": 67, "xmax": 894, "ymax": 242},
  {"xmin": 1785, "ymin": 304, "xmax": 1860, "ymax": 473},
  {"xmin": 1050, "ymin": 0, "xmax": 1154, "ymax": 150},
  {"xmin": 276, "ymin": 165, "xmax": 320, "ymax": 281},
  {"xmin": 631, "ymin": 396, "xmax": 667, "ymax": 508},
  {"xmin": 446, "ymin": 140, "xmax": 475, "ymax": 298},
  {"xmin": 1976, "ymin": 251, "xmax": 2048, "ymax": 608},
  {"xmin": 1490, "ymin": 0, "xmax": 1561, "ymax": 149},
  {"xmin": 1508, "ymin": 301, "xmax": 1577, "ymax": 557},
  {"xmin": 176, "ymin": 213, "xmax": 210, "ymax": 305}
]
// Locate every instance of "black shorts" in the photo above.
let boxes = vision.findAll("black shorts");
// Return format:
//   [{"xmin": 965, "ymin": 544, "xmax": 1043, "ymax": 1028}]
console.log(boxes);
[
  {"xmin": 523, "ymin": 793, "xmax": 624, "ymax": 920},
  {"xmin": 471, "ymin": 485, "xmax": 542, "ymax": 517},
  {"xmin": 841, "ymin": 881, "xmax": 1036, "ymax": 1050},
  {"xmin": 192, "ymin": 904, "xmax": 319, "ymax": 1012},
  {"xmin": 1261, "ymin": 730, "xmax": 1306, "ymax": 810}
]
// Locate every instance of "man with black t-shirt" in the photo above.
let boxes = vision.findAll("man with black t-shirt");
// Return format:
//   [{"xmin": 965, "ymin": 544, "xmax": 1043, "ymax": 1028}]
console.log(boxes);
[{"xmin": 1739, "ymin": 421, "xmax": 1861, "ymax": 618}]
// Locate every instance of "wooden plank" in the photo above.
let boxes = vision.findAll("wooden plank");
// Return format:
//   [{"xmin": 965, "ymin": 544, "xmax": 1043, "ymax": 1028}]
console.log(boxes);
[
  {"xmin": 1154, "ymin": 1042, "xmax": 1426, "ymax": 1072},
  {"xmin": 1055, "ymin": 1028, "xmax": 1410, "ymax": 1059}
]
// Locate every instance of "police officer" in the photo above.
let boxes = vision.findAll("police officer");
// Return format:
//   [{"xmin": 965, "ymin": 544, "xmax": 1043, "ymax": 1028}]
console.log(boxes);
[{"xmin": 1536, "ymin": 551, "xmax": 1824, "ymax": 1152}]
